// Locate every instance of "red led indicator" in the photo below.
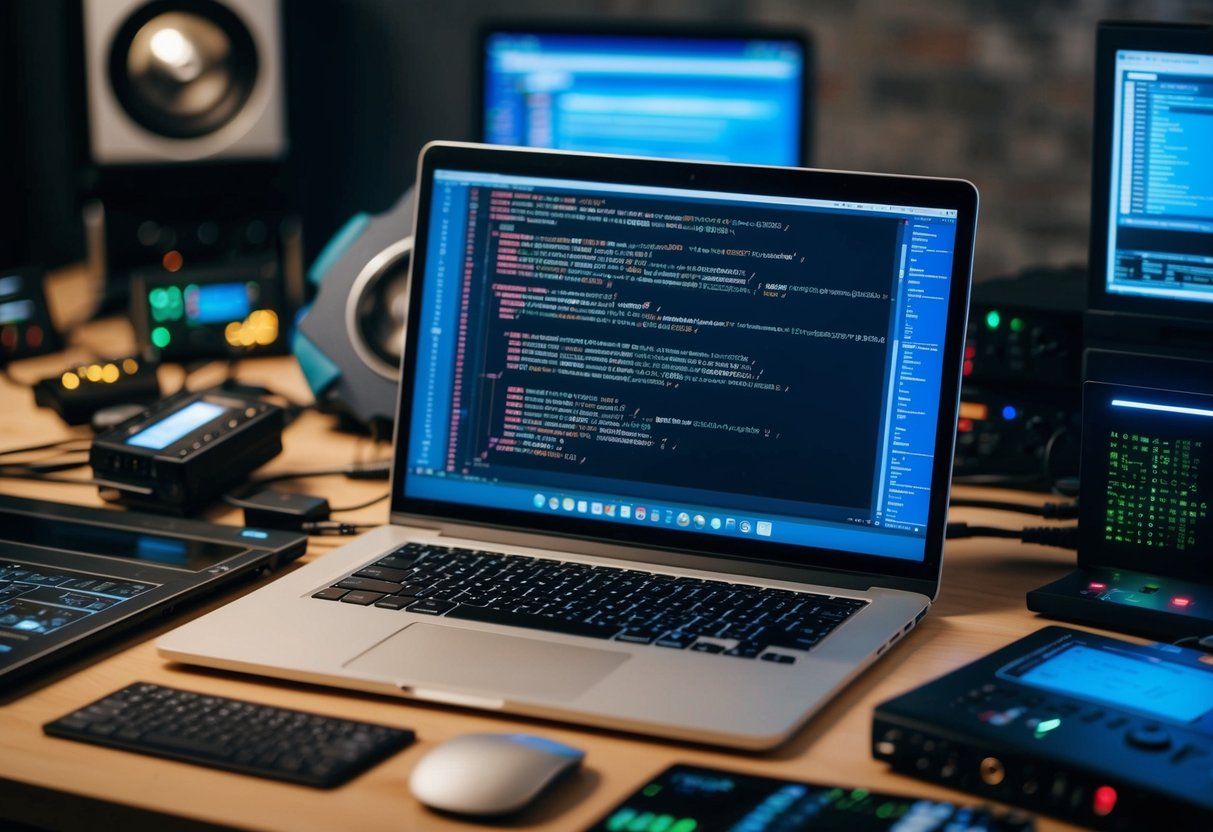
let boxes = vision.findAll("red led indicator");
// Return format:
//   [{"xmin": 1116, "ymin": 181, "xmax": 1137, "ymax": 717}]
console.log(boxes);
[
  {"xmin": 958, "ymin": 418, "xmax": 974, "ymax": 433},
  {"xmin": 1171, "ymin": 596, "xmax": 1193, "ymax": 608},
  {"xmin": 1088, "ymin": 582, "xmax": 1107, "ymax": 591},
  {"xmin": 965, "ymin": 344, "xmax": 977, "ymax": 360},
  {"xmin": 26, "ymin": 325, "xmax": 43, "ymax": 349},
  {"xmin": 1092, "ymin": 785, "xmax": 1118, "ymax": 817},
  {"xmin": 963, "ymin": 359, "xmax": 974, "ymax": 377}
]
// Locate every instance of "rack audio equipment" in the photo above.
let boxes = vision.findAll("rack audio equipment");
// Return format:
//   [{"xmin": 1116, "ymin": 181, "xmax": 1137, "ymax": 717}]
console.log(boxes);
[
  {"xmin": 872, "ymin": 626, "xmax": 1213, "ymax": 830},
  {"xmin": 955, "ymin": 266, "xmax": 1084, "ymax": 486}
]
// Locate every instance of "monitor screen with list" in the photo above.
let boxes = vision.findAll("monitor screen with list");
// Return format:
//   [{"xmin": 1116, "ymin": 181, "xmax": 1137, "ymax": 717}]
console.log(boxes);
[
  {"xmin": 1089, "ymin": 22, "xmax": 1213, "ymax": 335},
  {"xmin": 480, "ymin": 26, "xmax": 810, "ymax": 166}
]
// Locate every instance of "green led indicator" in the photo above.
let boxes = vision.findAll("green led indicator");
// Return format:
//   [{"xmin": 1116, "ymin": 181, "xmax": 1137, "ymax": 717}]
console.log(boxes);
[
  {"xmin": 850, "ymin": 788, "xmax": 870, "ymax": 801},
  {"xmin": 1010, "ymin": 316, "xmax": 1025, "ymax": 332},
  {"xmin": 642, "ymin": 784, "xmax": 663, "ymax": 798},
  {"xmin": 626, "ymin": 812, "xmax": 655, "ymax": 832},
  {"xmin": 1035, "ymin": 717, "xmax": 1062, "ymax": 738},
  {"xmin": 151, "ymin": 327, "xmax": 172, "ymax": 349},
  {"xmin": 650, "ymin": 816, "xmax": 676, "ymax": 832},
  {"xmin": 876, "ymin": 802, "xmax": 896, "ymax": 819},
  {"xmin": 669, "ymin": 819, "xmax": 698, "ymax": 832},
  {"xmin": 985, "ymin": 310, "xmax": 1001, "ymax": 330}
]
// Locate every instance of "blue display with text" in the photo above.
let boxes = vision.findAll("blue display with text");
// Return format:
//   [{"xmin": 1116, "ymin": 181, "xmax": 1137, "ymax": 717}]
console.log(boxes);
[
  {"xmin": 403, "ymin": 168, "xmax": 961, "ymax": 564},
  {"xmin": 483, "ymin": 31, "xmax": 805, "ymax": 165}
]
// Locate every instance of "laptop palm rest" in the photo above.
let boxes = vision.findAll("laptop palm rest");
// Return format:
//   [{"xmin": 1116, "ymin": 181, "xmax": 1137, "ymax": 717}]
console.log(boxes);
[{"xmin": 344, "ymin": 623, "xmax": 629, "ymax": 702}]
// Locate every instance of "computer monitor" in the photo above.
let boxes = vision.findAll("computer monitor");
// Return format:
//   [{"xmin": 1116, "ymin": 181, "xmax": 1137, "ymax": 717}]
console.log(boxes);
[
  {"xmin": 1086, "ymin": 21, "xmax": 1213, "ymax": 363},
  {"xmin": 478, "ymin": 24, "xmax": 811, "ymax": 166}
]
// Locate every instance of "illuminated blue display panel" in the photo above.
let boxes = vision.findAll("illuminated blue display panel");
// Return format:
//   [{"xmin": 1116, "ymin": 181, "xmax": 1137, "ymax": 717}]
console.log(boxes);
[
  {"xmin": 402, "ymin": 168, "xmax": 962, "ymax": 564},
  {"xmin": 126, "ymin": 401, "xmax": 226, "ymax": 450},
  {"xmin": 482, "ymin": 31, "xmax": 807, "ymax": 165},
  {"xmin": 1006, "ymin": 642, "xmax": 1213, "ymax": 724},
  {"xmin": 1105, "ymin": 48, "xmax": 1213, "ymax": 306}
]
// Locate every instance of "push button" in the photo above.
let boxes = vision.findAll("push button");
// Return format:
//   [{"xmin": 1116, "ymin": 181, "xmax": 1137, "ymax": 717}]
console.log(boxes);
[{"xmin": 1126, "ymin": 723, "xmax": 1172, "ymax": 751}]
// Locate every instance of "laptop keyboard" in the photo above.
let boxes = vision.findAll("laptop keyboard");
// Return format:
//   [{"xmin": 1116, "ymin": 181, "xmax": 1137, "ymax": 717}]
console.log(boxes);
[{"xmin": 312, "ymin": 543, "xmax": 867, "ymax": 665}]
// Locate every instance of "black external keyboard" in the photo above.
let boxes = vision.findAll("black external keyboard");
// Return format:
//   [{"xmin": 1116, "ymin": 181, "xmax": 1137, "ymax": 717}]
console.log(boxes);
[
  {"xmin": 313, "ymin": 542, "xmax": 868, "ymax": 665},
  {"xmin": 44, "ymin": 682, "xmax": 414, "ymax": 788}
]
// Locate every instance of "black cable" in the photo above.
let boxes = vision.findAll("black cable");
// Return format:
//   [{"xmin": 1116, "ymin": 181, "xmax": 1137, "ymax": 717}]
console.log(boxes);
[
  {"xmin": 0, "ymin": 459, "xmax": 89, "ymax": 476},
  {"xmin": 222, "ymin": 461, "xmax": 392, "ymax": 508},
  {"xmin": 330, "ymin": 493, "xmax": 389, "ymax": 513},
  {"xmin": 301, "ymin": 521, "xmax": 378, "ymax": 536},
  {"xmin": 0, "ymin": 471, "xmax": 114, "ymax": 488},
  {"xmin": 946, "ymin": 522, "xmax": 1079, "ymax": 549},
  {"xmin": 949, "ymin": 497, "xmax": 1079, "ymax": 519},
  {"xmin": 0, "ymin": 437, "xmax": 91, "ymax": 457}
]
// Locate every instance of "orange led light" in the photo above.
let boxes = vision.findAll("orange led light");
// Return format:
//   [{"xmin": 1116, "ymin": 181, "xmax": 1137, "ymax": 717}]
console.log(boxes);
[{"xmin": 958, "ymin": 401, "xmax": 989, "ymax": 421}]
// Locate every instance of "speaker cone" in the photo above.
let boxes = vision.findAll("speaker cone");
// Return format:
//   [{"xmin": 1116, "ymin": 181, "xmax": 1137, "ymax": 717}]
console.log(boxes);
[
  {"xmin": 108, "ymin": 0, "xmax": 258, "ymax": 139},
  {"xmin": 347, "ymin": 237, "xmax": 413, "ymax": 380}
]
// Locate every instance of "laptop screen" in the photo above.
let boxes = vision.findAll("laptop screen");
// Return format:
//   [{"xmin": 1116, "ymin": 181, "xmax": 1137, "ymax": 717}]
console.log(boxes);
[
  {"xmin": 1079, "ymin": 381, "xmax": 1213, "ymax": 582},
  {"xmin": 1088, "ymin": 22, "xmax": 1213, "ymax": 336},
  {"xmin": 397, "ymin": 145, "xmax": 975, "ymax": 581},
  {"xmin": 480, "ymin": 27, "xmax": 809, "ymax": 165}
]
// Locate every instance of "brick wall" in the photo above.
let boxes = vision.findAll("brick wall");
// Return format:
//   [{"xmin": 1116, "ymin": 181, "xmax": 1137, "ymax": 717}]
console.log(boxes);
[
  {"xmin": 311, "ymin": 0, "xmax": 1213, "ymax": 283},
  {"xmin": 738, "ymin": 0, "xmax": 1213, "ymax": 281}
]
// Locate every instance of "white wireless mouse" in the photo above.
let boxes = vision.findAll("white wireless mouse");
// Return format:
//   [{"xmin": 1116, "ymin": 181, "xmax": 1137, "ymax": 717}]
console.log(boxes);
[{"xmin": 408, "ymin": 732, "xmax": 584, "ymax": 816}]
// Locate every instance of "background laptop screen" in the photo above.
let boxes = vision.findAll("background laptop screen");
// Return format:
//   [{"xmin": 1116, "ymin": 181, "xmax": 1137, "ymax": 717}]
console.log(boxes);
[
  {"xmin": 1101, "ymin": 47, "xmax": 1213, "ymax": 309},
  {"xmin": 481, "ymin": 29, "xmax": 808, "ymax": 165},
  {"xmin": 401, "ymin": 165, "xmax": 963, "ymax": 565}
]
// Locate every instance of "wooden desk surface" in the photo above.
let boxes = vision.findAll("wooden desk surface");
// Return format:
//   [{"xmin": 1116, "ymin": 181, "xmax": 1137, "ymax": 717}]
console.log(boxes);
[{"xmin": 0, "ymin": 276, "xmax": 1094, "ymax": 831}]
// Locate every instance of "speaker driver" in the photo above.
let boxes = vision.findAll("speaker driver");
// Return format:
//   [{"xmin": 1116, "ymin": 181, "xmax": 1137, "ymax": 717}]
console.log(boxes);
[
  {"xmin": 294, "ymin": 188, "xmax": 416, "ymax": 432},
  {"xmin": 109, "ymin": 0, "xmax": 258, "ymax": 139},
  {"xmin": 347, "ymin": 237, "xmax": 412, "ymax": 380}
]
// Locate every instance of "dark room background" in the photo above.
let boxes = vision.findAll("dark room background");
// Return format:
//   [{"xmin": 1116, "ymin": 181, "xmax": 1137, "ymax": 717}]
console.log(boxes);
[{"xmin": 7, "ymin": 0, "xmax": 1212, "ymax": 284}]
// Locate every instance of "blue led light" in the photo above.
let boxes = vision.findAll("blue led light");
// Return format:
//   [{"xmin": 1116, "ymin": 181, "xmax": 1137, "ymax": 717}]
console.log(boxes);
[
  {"xmin": 241, "ymin": 529, "xmax": 270, "ymax": 539},
  {"xmin": 1111, "ymin": 398, "xmax": 1213, "ymax": 419},
  {"xmin": 1001, "ymin": 405, "xmax": 1018, "ymax": 421}
]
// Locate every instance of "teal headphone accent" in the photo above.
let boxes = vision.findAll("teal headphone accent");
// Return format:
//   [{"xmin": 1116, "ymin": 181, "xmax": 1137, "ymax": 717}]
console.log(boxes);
[{"xmin": 292, "ymin": 188, "xmax": 414, "ymax": 431}]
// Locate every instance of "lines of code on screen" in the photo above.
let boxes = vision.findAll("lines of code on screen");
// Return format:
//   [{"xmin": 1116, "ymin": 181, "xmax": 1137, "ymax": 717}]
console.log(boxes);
[
  {"xmin": 441, "ymin": 184, "xmax": 905, "ymax": 515},
  {"xmin": 1104, "ymin": 430, "xmax": 1209, "ymax": 552}
]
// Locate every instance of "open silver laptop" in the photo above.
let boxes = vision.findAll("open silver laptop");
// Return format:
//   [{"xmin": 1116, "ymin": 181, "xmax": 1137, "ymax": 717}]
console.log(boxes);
[{"xmin": 159, "ymin": 142, "xmax": 977, "ymax": 749}]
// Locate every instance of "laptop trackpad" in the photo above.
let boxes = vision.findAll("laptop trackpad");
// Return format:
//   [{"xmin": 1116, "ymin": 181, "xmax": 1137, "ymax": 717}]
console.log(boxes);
[{"xmin": 344, "ymin": 622, "xmax": 629, "ymax": 701}]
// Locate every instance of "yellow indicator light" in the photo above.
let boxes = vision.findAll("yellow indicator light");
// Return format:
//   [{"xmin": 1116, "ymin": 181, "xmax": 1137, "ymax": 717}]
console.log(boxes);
[
  {"xmin": 61, "ymin": 372, "xmax": 80, "ymax": 390},
  {"xmin": 101, "ymin": 363, "xmax": 120, "ymax": 383},
  {"xmin": 85, "ymin": 364, "xmax": 103, "ymax": 382},
  {"xmin": 225, "ymin": 309, "xmax": 279, "ymax": 348},
  {"xmin": 122, "ymin": 358, "xmax": 139, "ymax": 374}
]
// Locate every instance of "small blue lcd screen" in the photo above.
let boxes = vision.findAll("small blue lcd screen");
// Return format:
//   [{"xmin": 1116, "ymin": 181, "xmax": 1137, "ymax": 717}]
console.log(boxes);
[
  {"xmin": 1010, "ymin": 643, "xmax": 1213, "ymax": 723},
  {"xmin": 186, "ymin": 283, "xmax": 252, "ymax": 324},
  {"xmin": 126, "ymin": 401, "xmax": 226, "ymax": 451},
  {"xmin": 483, "ymin": 32, "xmax": 805, "ymax": 165}
]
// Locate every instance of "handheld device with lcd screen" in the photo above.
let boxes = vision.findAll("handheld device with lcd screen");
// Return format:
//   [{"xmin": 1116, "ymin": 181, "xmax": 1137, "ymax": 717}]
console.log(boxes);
[
  {"xmin": 90, "ymin": 389, "xmax": 285, "ymax": 514},
  {"xmin": 586, "ymin": 764, "xmax": 1034, "ymax": 832},
  {"xmin": 1028, "ymin": 381, "xmax": 1213, "ymax": 639},
  {"xmin": 873, "ymin": 626, "xmax": 1213, "ymax": 830}
]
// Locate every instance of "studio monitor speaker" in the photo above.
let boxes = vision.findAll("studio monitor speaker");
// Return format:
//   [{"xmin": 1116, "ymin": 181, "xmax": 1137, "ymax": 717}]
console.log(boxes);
[
  {"xmin": 81, "ymin": 0, "xmax": 298, "ymax": 330},
  {"xmin": 294, "ymin": 188, "xmax": 415, "ymax": 436},
  {"xmin": 83, "ymin": 0, "xmax": 285, "ymax": 163}
]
